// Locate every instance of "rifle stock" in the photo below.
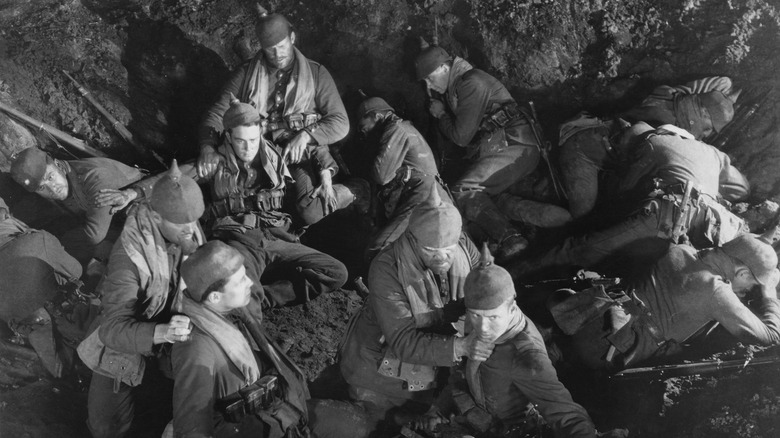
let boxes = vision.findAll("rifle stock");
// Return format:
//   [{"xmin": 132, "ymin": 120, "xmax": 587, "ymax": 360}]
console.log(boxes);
[{"xmin": 0, "ymin": 100, "xmax": 107, "ymax": 158}]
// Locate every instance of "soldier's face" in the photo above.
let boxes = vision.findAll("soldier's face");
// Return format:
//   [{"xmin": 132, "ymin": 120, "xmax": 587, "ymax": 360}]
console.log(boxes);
[
  {"xmin": 229, "ymin": 124, "xmax": 263, "ymax": 163},
  {"xmin": 467, "ymin": 301, "xmax": 514, "ymax": 343},
  {"xmin": 36, "ymin": 164, "xmax": 69, "ymax": 201},
  {"xmin": 418, "ymin": 243, "xmax": 458, "ymax": 275},
  {"xmin": 212, "ymin": 265, "xmax": 253, "ymax": 310},
  {"xmin": 262, "ymin": 33, "xmax": 295, "ymax": 69},
  {"xmin": 153, "ymin": 214, "xmax": 199, "ymax": 254},
  {"xmin": 358, "ymin": 113, "xmax": 379, "ymax": 136},
  {"xmin": 423, "ymin": 64, "xmax": 449, "ymax": 94}
]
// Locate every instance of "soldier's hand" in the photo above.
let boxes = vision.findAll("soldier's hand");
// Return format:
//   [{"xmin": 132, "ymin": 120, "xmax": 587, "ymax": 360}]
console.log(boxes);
[
  {"xmin": 454, "ymin": 331, "xmax": 495, "ymax": 362},
  {"xmin": 95, "ymin": 189, "xmax": 138, "ymax": 214},
  {"xmin": 0, "ymin": 207, "xmax": 8, "ymax": 221},
  {"xmin": 283, "ymin": 131, "xmax": 311, "ymax": 164},
  {"xmin": 310, "ymin": 169, "xmax": 338, "ymax": 215},
  {"xmin": 428, "ymin": 99, "xmax": 446, "ymax": 119},
  {"xmin": 154, "ymin": 315, "xmax": 192, "ymax": 344},
  {"xmin": 448, "ymin": 245, "xmax": 469, "ymax": 301},
  {"xmin": 761, "ymin": 268, "xmax": 780, "ymax": 299},
  {"xmin": 197, "ymin": 145, "xmax": 223, "ymax": 179}
]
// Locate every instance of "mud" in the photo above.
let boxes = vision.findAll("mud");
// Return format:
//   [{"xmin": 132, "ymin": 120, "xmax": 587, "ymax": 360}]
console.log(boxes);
[{"xmin": 1, "ymin": 0, "xmax": 780, "ymax": 437}]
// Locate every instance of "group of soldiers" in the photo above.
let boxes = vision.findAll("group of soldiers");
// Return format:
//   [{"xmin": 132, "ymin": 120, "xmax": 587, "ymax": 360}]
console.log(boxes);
[{"xmin": 2, "ymin": 6, "xmax": 780, "ymax": 438}]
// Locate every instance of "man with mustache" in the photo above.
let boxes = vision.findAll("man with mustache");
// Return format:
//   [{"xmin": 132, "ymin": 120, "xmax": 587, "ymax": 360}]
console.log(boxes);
[
  {"xmin": 81, "ymin": 161, "xmax": 205, "ymax": 438},
  {"xmin": 197, "ymin": 8, "xmax": 367, "ymax": 228},
  {"xmin": 10, "ymin": 147, "xmax": 144, "ymax": 268}
]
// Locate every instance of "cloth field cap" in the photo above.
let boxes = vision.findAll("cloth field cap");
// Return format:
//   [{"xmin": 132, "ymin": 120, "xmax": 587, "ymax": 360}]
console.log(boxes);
[
  {"xmin": 356, "ymin": 97, "xmax": 394, "ymax": 119},
  {"xmin": 182, "ymin": 240, "xmax": 245, "ymax": 301},
  {"xmin": 150, "ymin": 159, "xmax": 205, "ymax": 224},
  {"xmin": 464, "ymin": 243, "xmax": 516, "ymax": 310},
  {"xmin": 414, "ymin": 37, "xmax": 452, "ymax": 81},
  {"xmin": 255, "ymin": 5, "xmax": 292, "ymax": 48},
  {"xmin": 408, "ymin": 188, "xmax": 461, "ymax": 248},
  {"xmin": 11, "ymin": 147, "xmax": 52, "ymax": 192},
  {"xmin": 223, "ymin": 93, "xmax": 265, "ymax": 132},
  {"xmin": 721, "ymin": 233, "xmax": 778, "ymax": 287},
  {"xmin": 699, "ymin": 91, "xmax": 734, "ymax": 133}
]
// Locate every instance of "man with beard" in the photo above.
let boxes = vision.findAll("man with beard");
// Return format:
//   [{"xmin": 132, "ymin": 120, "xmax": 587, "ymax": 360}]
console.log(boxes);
[
  {"xmin": 339, "ymin": 193, "xmax": 492, "ymax": 431},
  {"xmin": 355, "ymin": 96, "xmax": 451, "ymax": 259},
  {"xmin": 10, "ymin": 147, "xmax": 144, "ymax": 268},
  {"xmin": 81, "ymin": 161, "xmax": 205, "ymax": 438},
  {"xmin": 197, "ymin": 8, "xmax": 367, "ymax": 228}
]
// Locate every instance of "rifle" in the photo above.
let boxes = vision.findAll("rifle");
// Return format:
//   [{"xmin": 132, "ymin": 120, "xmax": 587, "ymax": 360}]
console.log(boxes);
[
  {"xmin": 0, "ymin": 100, "xmax": 107, "ymax": 158},
  {"xmin": 523, "ymin": 275, "xmax": 622, "ymax": 292},
  {"xmin": 61, "ymin": 70, "xmax": 165, "ymax": 166},
  {"xmin": 670, "ymin": 180, "xmax": 693, "ymax": 243},
  {"xmin": 527, "ymin": 101, "xmax": 567, "ymax": 202},
  {"xmin": 611, "ymin": 354, "xmax": 780, "ymax": 380}
]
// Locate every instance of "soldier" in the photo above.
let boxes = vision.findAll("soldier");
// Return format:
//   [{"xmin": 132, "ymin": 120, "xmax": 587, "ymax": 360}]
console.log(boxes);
[
  {"xmin": 80, "ymin": 161, "xmax": 205, "ymax": 438},
  {"xmin": 356, "ymin": 96, "xmax": 451, "ymax": 259},
  {"xmin": 623, "ymin": 76, "xmax": 739, "ymax": 140},
  {"xmin": 171, "ymin": 240, "xmax": 369, "ymax": 438},
  {"xmin": 549, "ymin": 234, "xmax": 780, "ymax": 371},
  {"xmin": 99, "ymin": 98, "xmax": 348, "ymax": 307},
  {"xmin": 509, "ymin": 122, "xmax": 750, "ymax": 280},
  {"xmin": 339, "ymin": 193, "xmax": 492, "ymax": 431},
  {"xmin": 414, "ymin": 40, "xmax": 542, "ymax": 260},
  {"xmin": 197, "ymin": 8, "xmax": 367, "ymax": 227},
  {"xmin": 415, "ymin": 245, "xmax": 599, "ymax": 438},
  {"xmin": 10, "ymin": 147, "xmax": 144, "ymax": 267}
]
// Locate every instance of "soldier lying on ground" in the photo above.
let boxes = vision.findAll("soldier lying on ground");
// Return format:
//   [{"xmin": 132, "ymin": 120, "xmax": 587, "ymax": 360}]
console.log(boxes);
[
  {"xmin": 414, "ymin": 39, "xmax": 546, "ymax": 261},
  {"xmin": 0, "ymin": 195, "xmax": 94, "ymax": 378},
  {"xmin": 10, "ymin": 147, "xmax": 144, "ymax": 268},
  {"xmin": 509, "ymin": 122, "xmax": 750, "ymax": 281},
  {"xmin": 414, "ymin": 245, "xmax": 602, "ymax": 438},
  {"xmin": 623, "ymin": 76, "xmax": 739, "ymax": 140},
  {"xmin": 197, "ymin": 8, "xmax": 368, "ymax": 228},
  {"xmin": 169, "ymin": 240, "xmax": 370, "ymax": 438},
  {"xmin": 79, "ymin": 162, "xmax": 205, "ymax": 438},
  {"xmin": 339, "ymin": 191, "xmax": 491, "ymax": 433},
  {"xmin": 355, "ymin": 96, "xmax": 452, "ymax": 260},
  {"xmin": 547, "ymin": 233, "xmax": 780, "ymax": 372},
  {"xmin": 98, "ymin": 98, "xmax": 348, "ymax": 308}
]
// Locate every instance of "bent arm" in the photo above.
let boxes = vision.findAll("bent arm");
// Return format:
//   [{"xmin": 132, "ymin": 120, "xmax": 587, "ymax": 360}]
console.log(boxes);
[
  {"xmin": 307, "ymin": 65, "xmax": 349, "ymax": 146},
  {"xmin": 438, "ymin": 75, "xmax": 491, "ymax": 146},
  {"xmin": 712, "ymin": 283, "xmax": 780, "ymax": 346}
]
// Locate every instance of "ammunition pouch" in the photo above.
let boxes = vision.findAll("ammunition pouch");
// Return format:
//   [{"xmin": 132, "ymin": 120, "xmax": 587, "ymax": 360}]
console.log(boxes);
[
  {"xmin": 267, "ymin": 113, "xmax": 322, "ymax": 134},
  {"xmin": 479, "ymin": 102, "xmax": 524, "ymax": 134},
  {"xmin": 208, "ymin": 188, "xmax": 286, "ymax": 220},
  {"xmin": 216, "ymin": 375, "xmax": 281, "ymax": 423}
]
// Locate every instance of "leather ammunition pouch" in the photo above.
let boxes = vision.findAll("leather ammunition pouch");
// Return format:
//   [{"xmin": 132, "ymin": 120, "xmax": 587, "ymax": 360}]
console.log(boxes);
[
  {"xmin": 479, "ymin": 101, "xmax": 524, "ymax": 134},
  {"xmin": 216, "ymin": 375, "xmax": 281, "ymax": 423},
  {"xmin": 208, "ymin": 188, "xmax": 286, "ymax": 220},
  {"xmin": 267, "ymin": 113, "xmax": 321, "ymax": 133}
]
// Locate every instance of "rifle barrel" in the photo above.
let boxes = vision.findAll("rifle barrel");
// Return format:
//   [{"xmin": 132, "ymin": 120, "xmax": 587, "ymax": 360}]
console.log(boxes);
[
  {"xmin": 611, "ymin": 355, "xmax": 780, "ymax": 380},
  {"xmin": 0, "ymin": 100, "xmax": 106, "ymax": 158}
]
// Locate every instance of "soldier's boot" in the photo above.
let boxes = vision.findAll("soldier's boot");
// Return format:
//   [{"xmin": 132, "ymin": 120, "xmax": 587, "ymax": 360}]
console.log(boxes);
[
  {"xmin": 496, "ymin": 193, "xmax": 573, "ymax": 228},
  {"xmin": 453, "ymin": 189, "xmax": 528, "ymax": 261}
]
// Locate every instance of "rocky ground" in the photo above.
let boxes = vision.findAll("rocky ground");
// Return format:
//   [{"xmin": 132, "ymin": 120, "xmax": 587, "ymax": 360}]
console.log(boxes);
[{"xmin": 1, "ymin": 0, "xmax": 780, "ymax": 437}]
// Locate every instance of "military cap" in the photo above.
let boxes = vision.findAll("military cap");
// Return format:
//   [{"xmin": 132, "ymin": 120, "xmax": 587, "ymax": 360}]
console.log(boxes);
[
  {"xmin": 356, "ymin": 97, "xmax": 394, "ymax": 120},
  {"xmin": 255, "ymin": 6, "xmax": 292, "ymax": 48},
  {"xmin": 408, "ymin": 188, "xmax": 461, "ymax": 248},
  {"xmin": 10, "ymin": 147, "xmax": 51, "ymax": 192},
  {"xmin": 182, "ymin": 241, "xmax": 245, "ymax": 302},
  {"xmin": 414, "ymin": 37, "xmax": 452, "ymax": 81},
  {"xmin": 223, "ymin": 93, "xmax": 265, "ymax": 132},
  {"xmin": 150, "ymin": 159, "xmax": 205, "ymax": 224},
  {"xmin": 721, "ymin": 234, "xmax": 778, "ymax": 287},
  {"xmin": 464, "ymin": 243, "xmax": 516, "ymax": 310}
]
